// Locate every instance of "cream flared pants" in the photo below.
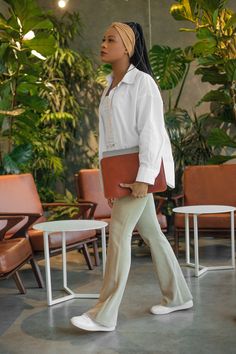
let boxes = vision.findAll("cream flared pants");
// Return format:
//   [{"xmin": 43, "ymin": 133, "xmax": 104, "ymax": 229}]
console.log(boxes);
[{"xmin": 87, "ymin": 194, "xmax": 192, "ymax": 327}]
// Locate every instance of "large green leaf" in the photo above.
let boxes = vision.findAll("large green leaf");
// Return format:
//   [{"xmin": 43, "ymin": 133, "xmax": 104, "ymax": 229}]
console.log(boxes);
[
  {"xmin": 17, "ymin": 94, "xmax": 48, "ymax": 112},
  {"xmin": 208, "ymin": 128, "xmax": 236, "ymax": 148},
  {"xmin": 170, "ymin": 0, "xmax": 197, "ymax": 22},
  {"xmin": 2, "ymin": 144, "xmax": 32, "ymax": 173},
  {"xmin": 198, "ymin": 89, "xmax": 232, "ymax": 105},
  {"xmin": 198, "ymin": 55, "xmax": 224, "ymax": 66},
  {"xmin": 210, "ymin": 104, "xmax": 236, "ymax": 124},
  {"xmin": 11, "ymin": 144, "xmax": 32, "ymax": 163},
  {"xmin": 193, "ymin": 19, "xmax": 218, "ymax": 57},
  {"xmin": 208, "ymin": 155, "xmax": 236, "ymax": 164},
  {"xmin": 4, "ymin": 0, "xmax": 42, "ymax": 23},
  {"xmin": 195, "ymin": 66, "xmax": 227, "ymax": 84},
  {"xmin": 2, "ymin": 154, "xmax": 20, "ymax": 173},
  {"xmin": 196, "ymin": 0, "xmax": 226, "ymax": 12},
  {"xmin": 224, "ymin": 59, "xmax": 236, "ymax": 81},
  {"xmin": 149, "ymin": 45, "xmax": 186, "ymax": 90},
  {"xmin": 23, "ymin": 33, "xmax": 56, "ymax": 56},
  {"xmin": 196, "ymin": 27, "xmax": 216, "ymax": 40},
  {"xmin": 16, "ymin": 82, "xmax": 39, "ymax": 95},
  {"xmin": 23, "ymin": 17, "xmax": 53, "ymax": 35},
  {"xmin": 193, "ymin": 37, "xmax": 217, "ymax": 56}
]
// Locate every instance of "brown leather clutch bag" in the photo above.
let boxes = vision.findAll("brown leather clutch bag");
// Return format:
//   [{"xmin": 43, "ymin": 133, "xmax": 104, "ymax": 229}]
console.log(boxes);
[{"xmin": 100, "ymin": 147, "xmax": 167, "ymax": 199}]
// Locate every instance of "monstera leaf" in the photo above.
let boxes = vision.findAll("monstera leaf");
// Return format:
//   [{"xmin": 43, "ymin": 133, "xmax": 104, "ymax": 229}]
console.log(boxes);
[{"xmin": 149, "ymin": 45, "xmax": 187, "ymax": 90}]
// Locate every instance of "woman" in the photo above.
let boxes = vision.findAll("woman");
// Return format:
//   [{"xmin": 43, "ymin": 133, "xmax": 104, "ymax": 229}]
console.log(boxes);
[{"xmin": 71, "ymin": 22, "xmax": 193, "ymax": 332}]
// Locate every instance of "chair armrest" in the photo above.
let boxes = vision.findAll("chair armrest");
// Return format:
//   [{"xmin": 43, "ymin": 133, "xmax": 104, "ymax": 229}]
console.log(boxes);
[
  {"xmin": 42, "ymin": 202, "xmax": 78, "ymax": 208},
  {"xmin": 42, "ymin": 201, "xmax": 97, "ymax": 220},
  {"xmin": 171, "ymin": 194, "xmax": 184, "ymax": 207},
  {"xmin": 77, "ymin": 200, "xmax": 98, "ymax": 219},
  {"xmin": 153, "ymin": 196, "xmax": 168, "ymax": 214},
  {"xmin": 0, "ymin": 215, "xmax": 25, "ymax": 240},
  {"xmin": 0, "ymin": 212, "xmax": 42, "ymax": 237}
]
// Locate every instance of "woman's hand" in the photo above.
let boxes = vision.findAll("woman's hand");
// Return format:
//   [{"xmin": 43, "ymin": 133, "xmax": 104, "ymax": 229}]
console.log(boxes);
[{"xmin": 120, "ymin": 181, "xmax": 148, "ymax": 198}]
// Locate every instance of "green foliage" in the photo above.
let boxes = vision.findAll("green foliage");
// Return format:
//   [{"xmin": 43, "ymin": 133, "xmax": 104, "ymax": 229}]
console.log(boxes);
[
  {"xmin": 47, "ymin": 190, "xmax": 80, "ymax": 221},
  {"xmin": 40, "ymin": 12, "xmax": 101, "ymax": 179},
  {"xmin": 0, "ymin": 144, "xmax": 32, "ymax": 173},
  {"xmin": 95, "ymin": 64, "xmax": 112, "ymax": 87},
  {"xmin": 165, "ymin": 110, "xmax": 212, "ymax": 191},
  {"xmin": 208, "ymin": 128, "xmax": 236, "ymax": 148},
  {"xmin": 147, "ymin": 41, "xmax": 212, "ymax": 193},
  {"xmin": 0, "ymin": 0, "xmax": 57, "ymax": 177},
  {"xmin": 170, "ymin": 0, "xmax": 236, "ymax": 162},
  {"xmin": 149, "ymin": 45, "xmax": 187, "ymax": 90},
  {"xmin": 0, "ymin": 1, "xmax": 99, "ymax": 201}
]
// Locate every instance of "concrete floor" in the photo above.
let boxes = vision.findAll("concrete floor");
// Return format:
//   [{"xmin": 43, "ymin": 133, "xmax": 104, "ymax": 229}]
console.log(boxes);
[{"xmin": 0, "ymin": 236, "xmax": 236, "ymax": 354}]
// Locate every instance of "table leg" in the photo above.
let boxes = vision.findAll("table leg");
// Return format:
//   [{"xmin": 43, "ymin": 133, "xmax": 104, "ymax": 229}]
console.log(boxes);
[
  {"xmin": 43, "ymin": 231, "xmax": 53, "ymax": 306},
  {"xmin": 62, "ymin": 231, "xmax": 74, "ymax": 297},
  {"xmin": 193, "ymin": 214, "xmax": 199, "ymax": 277},
  {"xmin": 62, "ymin": 232, "xmax": 68, "ymax": 289},
  {"xmin": 101, "ymin": 226, "xmax": 107, "ymax": 277},
  {"xmin": 231, "ymin": 211, "xmax": 235, "ymax": 269},
  {"xmin": 185, "ymin": 214, "xmax": 190, "ymax": 264},
  {"xmin": 43, "ymin": 224, "xmax": 108, "ymax": 306}
]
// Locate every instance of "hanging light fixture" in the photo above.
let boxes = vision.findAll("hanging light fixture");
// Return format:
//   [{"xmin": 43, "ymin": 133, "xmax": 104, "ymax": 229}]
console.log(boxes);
[{"xmin": 58, "ymin": 0, "xmax": 68, "ymax": 8}]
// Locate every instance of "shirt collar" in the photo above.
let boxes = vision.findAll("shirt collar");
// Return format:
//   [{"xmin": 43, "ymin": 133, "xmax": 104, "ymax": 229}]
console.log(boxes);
[{"xmin": 106, "ymin": 64, "xmax": 138, "ymax": 86}]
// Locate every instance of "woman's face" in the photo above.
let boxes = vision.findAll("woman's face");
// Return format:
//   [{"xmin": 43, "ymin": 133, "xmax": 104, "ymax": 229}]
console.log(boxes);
[{"xmin": 100, "ymin": 27, "xmax": 127, "ymax": 64}]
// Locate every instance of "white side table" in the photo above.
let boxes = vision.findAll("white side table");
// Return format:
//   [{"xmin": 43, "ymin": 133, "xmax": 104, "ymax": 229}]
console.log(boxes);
[
  {"xmin": 33, "ymin": 220, "xmax": 107, "ymax": 306},
  {"xmin": 173, "ymin": 205, "xmax": 235, "ymax": 277}
]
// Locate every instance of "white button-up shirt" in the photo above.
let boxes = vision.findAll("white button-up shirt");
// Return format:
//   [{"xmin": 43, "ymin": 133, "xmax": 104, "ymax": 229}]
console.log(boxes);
[{"xmin": 99, "ymin": 64, "xmax": 175, "ymax": 188}]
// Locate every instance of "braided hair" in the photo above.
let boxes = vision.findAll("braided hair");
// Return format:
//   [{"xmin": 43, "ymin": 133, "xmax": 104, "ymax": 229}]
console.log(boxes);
[{"xmin": 125, "ymin": 22, "xmax": 153, "ymax": 77}]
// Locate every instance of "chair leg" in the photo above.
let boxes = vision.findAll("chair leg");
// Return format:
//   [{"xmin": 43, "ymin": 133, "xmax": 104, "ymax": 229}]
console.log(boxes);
[
  {"xmin": 93, "ymin": 240, "xmax": 100, "ymax": 266},
  {"xmin": 29, "ymin": 257, "xmax": 45, "ymax": 288},
  {"xmin": 81, "ymin": 244, "xmax": 94, "ymax": 270},
  {"xmin": 12, "ymin": 271, "xmax": 26, "ymax": 294}
]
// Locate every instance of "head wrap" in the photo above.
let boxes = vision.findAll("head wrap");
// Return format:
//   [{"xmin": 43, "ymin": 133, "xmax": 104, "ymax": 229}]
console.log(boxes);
[{"xmin": 110, "ymin": 22, "xmax": 135, "ymax": 57}]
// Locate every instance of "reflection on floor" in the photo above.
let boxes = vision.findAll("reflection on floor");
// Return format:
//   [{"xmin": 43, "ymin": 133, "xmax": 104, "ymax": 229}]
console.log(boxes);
[{"xmin": 0, "ymin": 236, "xmax": 236, "ymax": 354}]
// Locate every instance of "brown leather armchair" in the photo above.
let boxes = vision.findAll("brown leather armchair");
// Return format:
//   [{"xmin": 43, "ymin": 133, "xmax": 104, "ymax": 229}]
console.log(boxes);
[
  {"xmin": 0, "ymin": 215, "xmax": 44, "ymax": 293},
  {"xmin": 173, "ymin": 164, "xmax": 236, "ymax": 256},
  {"xmin": 75, "ymin": 169, "xmax": 168, "ymax": 236},
  {"xmin": 0, "ymin": 174, "xmax": 99, "ymax": 271}
]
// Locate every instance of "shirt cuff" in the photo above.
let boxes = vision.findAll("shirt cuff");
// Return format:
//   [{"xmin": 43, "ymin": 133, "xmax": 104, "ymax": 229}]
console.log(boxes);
[{"xmin": 136, "ymin": 165, "xmax": 158, "ymax": 185}]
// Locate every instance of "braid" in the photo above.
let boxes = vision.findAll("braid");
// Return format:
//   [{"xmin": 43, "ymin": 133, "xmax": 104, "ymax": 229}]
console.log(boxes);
[{"xmin": 124, "ymin": 22, "xmax": 153, "ymax": 77}]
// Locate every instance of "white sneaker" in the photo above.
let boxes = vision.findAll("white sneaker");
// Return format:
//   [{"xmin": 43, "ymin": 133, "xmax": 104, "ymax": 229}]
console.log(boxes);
[
  {"xmin": 150, "ymin": 300, "xmax": 193, "ymax": 315},
  {"xmin": 70, "ymin": 313, "xmax": 115, "ymax": 332}
]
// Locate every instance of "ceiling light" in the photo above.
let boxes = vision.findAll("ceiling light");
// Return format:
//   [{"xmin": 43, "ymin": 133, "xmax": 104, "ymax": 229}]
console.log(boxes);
[{"xmin": 58, "ymin": 0, "xmax": 67, "ymax": 8}]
